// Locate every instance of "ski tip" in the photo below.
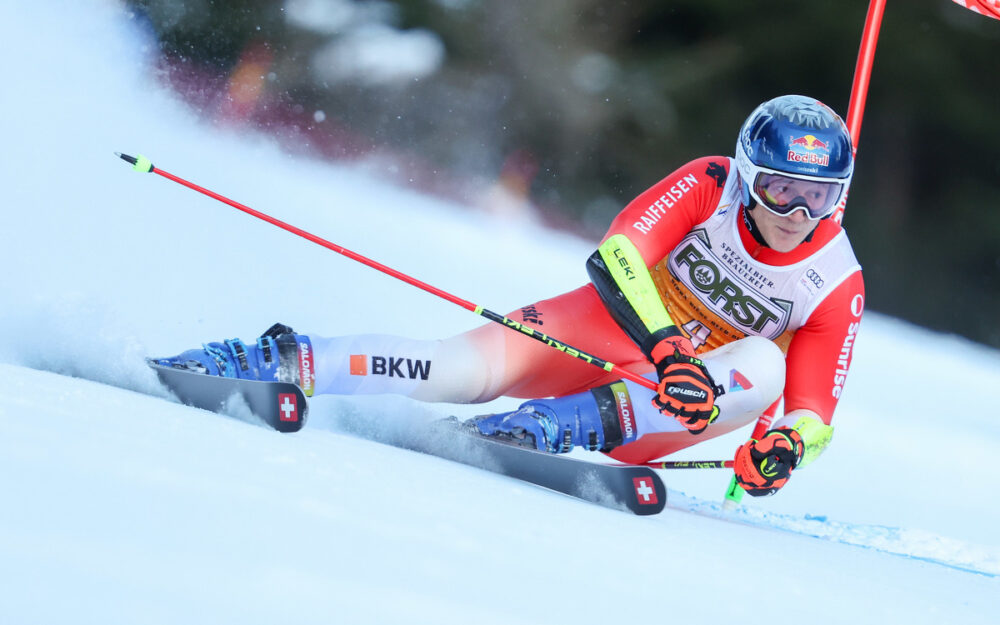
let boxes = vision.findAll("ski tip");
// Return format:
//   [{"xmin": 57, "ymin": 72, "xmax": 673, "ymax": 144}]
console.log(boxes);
[{"xmin": 629, "ymin": 469, "xmax": 667, "ymax": 515}]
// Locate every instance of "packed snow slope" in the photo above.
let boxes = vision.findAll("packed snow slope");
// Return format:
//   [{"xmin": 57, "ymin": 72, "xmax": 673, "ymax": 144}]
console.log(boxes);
[{"xmin": 2, "ymin": 2, "xmax": 999, "ymax": 623}]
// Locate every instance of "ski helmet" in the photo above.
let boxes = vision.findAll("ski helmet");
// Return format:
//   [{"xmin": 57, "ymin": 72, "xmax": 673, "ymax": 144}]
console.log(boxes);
[{"xmin": 735, "ymin": 95, "xmax": 853, "ymax": 220}]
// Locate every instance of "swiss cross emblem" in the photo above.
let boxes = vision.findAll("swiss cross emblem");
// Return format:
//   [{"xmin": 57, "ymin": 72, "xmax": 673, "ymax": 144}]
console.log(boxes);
[
  {"xmin": 278, "ymin": 393, "xmax": 299, "ymax": 422},
  {"xmin": 633, "ymin": 477, "xmax": 658, "ymax": 505}
]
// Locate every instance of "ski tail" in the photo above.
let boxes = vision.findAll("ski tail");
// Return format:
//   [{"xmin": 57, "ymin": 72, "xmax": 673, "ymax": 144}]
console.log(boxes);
[{"xmin": 148, "ymin": 361, "xmax": 307, "ymax": 433}]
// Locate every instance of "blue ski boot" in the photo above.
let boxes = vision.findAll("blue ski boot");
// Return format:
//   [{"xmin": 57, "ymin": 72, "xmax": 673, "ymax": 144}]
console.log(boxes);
[
  {"xmin": 469, "ymin": 389, "xmax": 626, "ymax": 454},
  {"xmin": 151, "ymin": 323, "xmax": 316, "ymax": 395}
]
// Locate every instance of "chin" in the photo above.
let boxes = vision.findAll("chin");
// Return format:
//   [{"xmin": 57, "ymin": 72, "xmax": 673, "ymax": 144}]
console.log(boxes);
[{"xmin": 769, "ymin": 237, "xmax": 803, "ymax": 253}]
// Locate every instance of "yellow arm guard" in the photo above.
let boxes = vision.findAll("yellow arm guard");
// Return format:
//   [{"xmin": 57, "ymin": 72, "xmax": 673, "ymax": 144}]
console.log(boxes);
[
  {"xmin": 590, "ymin": 234, "xmax": 682, "ymax": 357},
  {"xmin": 791, "ymin": 416, "xmax": 835, "ymax": 468}
]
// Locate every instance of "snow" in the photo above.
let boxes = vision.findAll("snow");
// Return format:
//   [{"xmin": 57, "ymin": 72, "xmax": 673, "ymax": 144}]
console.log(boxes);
[{"xmin": 2, "ymin": 1, "xmax": 999, "ymax": 623}]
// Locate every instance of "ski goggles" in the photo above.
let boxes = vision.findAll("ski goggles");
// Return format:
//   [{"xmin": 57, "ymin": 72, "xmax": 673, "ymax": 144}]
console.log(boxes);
[{"xmin": 749, "ymin": 170, "xmax": 846, "ymax": 220}]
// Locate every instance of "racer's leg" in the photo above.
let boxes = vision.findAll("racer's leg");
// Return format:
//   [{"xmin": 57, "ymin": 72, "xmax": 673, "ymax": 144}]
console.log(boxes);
[
  {"xmin": 307, "ymin": 284, "xmax": 646, "ymax": 402},
  {"xmin": 471, "ymin": 335, "xmax": 785, "ymax": 460},
  {"xmin": 606, "ymin": 335, "xmax": 785, "ymax": 463},
  {"xmin": 150, "ymin": 321, "xmax": 502, "ymax": 401},
  {"xmin": 309, "ymin": 331, "xmax": 502, "ymax": 403},
  {"xmin": 459, "ymin": 284, "xmax": 650, "ymax": 399}
]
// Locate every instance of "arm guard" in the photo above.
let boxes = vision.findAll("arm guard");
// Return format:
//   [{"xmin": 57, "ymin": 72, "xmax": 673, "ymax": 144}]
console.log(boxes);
[
  {"xmin": 586, "ymin": 233, "xmax": 683, "ymax": 360},
  {"xmin": 790, "ymin": 416, "xmax": 835, "ymax": 468}
]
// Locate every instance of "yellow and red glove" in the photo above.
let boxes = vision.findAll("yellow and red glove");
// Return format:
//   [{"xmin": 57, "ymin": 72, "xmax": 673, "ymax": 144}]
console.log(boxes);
[
  {"xmin": 649, "ymin": 335, "xmax": 722, "ymax": 435},
  {"xmin": 733, "ymin": 428, "xmax": 805, "ymax": 496}
]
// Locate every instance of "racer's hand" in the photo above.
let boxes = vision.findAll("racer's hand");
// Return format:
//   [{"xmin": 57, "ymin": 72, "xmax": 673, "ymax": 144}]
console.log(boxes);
[
  {"xmin": 733, "ymin": 428, "xmax": 805, "ymax": 496},
  {"xmin": 650, "ymin": 335, "xmax": 722, "ymax": 435}
]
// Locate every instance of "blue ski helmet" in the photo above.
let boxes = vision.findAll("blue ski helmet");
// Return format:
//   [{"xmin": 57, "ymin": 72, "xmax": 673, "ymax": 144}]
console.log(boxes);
[{"xmin": 735, "ymin": 95, "xmax": 854, "ymax": 220}]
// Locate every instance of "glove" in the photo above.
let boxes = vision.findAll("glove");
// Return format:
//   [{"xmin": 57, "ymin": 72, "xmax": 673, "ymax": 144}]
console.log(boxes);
[
  {"xmin": 649, "ymin": 335, "xmax": 722, "ymax": 435},
  {"xmin": 733, "ymin": 428, "xmax": 805, "ymax": 497}
]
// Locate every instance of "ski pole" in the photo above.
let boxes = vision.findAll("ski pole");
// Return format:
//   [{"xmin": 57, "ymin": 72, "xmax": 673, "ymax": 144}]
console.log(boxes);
[
  {"xmin": 830, "ymin": 0, "xmax": 887, "ymax": 224},
  {"xmin": 115, "ymin": 152, "xmax": 658, "ymax": 392},
  {"xmin": 845, "ymin": 0, "xmax": 887, "ymax": 157},
  {"xmin": 722, "ymin": 405, "xmax": 776, "ymax": 506},
  {"xmin": 645, "ymin": 460, "xmax": 733, "ymax": 470}
]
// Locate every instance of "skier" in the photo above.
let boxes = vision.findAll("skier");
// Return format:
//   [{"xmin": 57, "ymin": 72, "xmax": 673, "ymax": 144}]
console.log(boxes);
[{"xmin": 155, "ymin": 95, "xmax": 864, "ymax": 497}]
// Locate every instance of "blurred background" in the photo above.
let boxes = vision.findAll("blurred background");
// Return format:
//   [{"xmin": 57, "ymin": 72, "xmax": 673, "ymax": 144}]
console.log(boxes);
[{"xmin": 122, "ymin": 0, "xmax": 999, "ymax": 348}]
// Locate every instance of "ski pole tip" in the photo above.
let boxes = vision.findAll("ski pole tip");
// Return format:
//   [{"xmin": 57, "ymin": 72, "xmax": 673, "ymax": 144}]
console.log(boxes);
[{"xmin": 115, "ymin": 152, "xmax": 153, "ymax": 173}]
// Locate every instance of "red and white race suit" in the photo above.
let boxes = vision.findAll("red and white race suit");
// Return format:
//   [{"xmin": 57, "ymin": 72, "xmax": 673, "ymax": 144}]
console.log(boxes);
[{"xmin": 309, "ymin": 156, "xmax": 865, "ymax": 462}]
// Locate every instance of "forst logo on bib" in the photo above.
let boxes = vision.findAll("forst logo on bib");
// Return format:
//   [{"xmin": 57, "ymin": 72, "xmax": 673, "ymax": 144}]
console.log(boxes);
[{"xmin": 670, "ymin": 238, "xmax": 792, "ymax": 338}]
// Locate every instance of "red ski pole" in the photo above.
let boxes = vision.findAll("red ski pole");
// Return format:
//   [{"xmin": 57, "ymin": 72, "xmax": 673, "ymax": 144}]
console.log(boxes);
[
  {"xmin": 845, "ymin": 0, "xmax": 888, "ymax": 156},
  {"xmin": 116, "ymin": 152, "xmax": 657, "ymax": 392},
  {"xmin": 829, "ymin": 0, "xmax": 887, "ymax": 224}
]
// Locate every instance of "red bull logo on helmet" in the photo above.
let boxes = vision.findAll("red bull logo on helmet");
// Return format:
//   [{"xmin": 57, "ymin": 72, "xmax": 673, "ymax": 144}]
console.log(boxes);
[
  {"xmin": 787, "ymin": 134, "xmax": 830, "ymax": 167},
  {"xmin": 789, "ymin": 134, "xmax": 829, "ymax": 150}
]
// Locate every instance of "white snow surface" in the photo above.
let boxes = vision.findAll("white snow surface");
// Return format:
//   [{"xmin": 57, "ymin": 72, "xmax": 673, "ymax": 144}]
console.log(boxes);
[{"xmin": 2, "ymin": 2, "xmax": 999, "ymax": 623}]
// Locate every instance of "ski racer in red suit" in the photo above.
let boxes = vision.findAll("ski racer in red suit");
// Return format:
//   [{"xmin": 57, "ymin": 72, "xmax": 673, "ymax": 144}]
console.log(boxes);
[{"xmin": 156, "ymin": 95, "xmax": 865, "ymax": 497}]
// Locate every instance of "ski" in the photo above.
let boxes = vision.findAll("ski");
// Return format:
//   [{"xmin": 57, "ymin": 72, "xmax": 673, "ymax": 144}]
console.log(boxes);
[
  {"xmin": 148, "ymin": 361, "xmax": 662, "ymax": 513},
  {"xmin": 148, "ymin": 361, "xmax": 307, "ymax": 433},
  {"xmin": 375, "ymin": 419, "xmax": 667, "ymax": 515}
]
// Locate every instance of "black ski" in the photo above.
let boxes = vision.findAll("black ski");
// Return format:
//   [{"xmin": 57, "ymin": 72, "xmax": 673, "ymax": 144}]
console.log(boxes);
[
  {"xmin": 148, "ymin": 362, "xmax": 663, "ymax": 513},
  {"xmin": 148, "ymin": 361, "xmax": 307, "ymax": 433},
  {"xmin": 370, "ymin": 419, "xmax": 667, "ymax": 515}
]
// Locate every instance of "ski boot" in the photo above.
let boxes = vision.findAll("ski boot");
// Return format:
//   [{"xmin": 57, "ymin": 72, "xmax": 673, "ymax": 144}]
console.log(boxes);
[
  {"xmin": 151, "ymin": 322, "xmax": 316, "ymax": 395},
  {"xmin": 468, "ymin": 392, "xmax": 624, "ymax": 454}
]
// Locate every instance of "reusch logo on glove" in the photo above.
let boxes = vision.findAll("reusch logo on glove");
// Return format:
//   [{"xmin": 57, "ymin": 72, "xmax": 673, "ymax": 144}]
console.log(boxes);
[{"xmin": 666, "ymin": 385, "xmax": 707, "ymax": 400}]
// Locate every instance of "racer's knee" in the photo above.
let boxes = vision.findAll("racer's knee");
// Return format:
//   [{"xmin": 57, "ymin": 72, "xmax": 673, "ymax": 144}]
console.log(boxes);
[{"xmin": 703, "ymin": 335, "xmax": 785, "ymax": 408}]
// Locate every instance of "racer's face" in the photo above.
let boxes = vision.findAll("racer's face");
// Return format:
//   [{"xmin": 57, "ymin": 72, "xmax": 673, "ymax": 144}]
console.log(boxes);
[{"xmin": 748, "ymin": 205, "xmax": 814, "ymax": 252}]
